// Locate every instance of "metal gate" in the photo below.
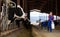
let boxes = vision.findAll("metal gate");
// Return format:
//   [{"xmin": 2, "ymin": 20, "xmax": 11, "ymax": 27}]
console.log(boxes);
[{"xmin": 1, "ymin": 0, "xmax": 16, "ymax": 32}]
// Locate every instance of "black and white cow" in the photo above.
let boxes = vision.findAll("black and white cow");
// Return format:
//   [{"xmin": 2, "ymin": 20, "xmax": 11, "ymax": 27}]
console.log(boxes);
[
  {"xmin": 8, "ymin": 5, "xmax": 31, "ymax": 29},
  {"xmin": 8, "ymin": 5, "xmax": 25, "ymax": 27}
]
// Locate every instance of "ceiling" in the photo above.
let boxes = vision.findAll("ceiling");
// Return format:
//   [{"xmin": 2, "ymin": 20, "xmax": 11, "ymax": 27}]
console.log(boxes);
[
  {"xmin": 27, "ymin": 0, "xmax": 60, "ymax": 16},
  {"xmin": 12, "ymin": 0, "xmax": 60, "ymax": 16}
]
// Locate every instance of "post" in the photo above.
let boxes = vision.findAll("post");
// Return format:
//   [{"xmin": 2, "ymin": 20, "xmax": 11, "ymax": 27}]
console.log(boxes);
[
  {"xmin": 0, "ymin": 0, "xmax": 2, "ymax": 12},
  {"xmin": 56, "ymin": 0, "xmax": 57, "ymax": 20},
  {"xmin": 0, "ymin": 0, "xmax": 2, "ymax": 34},
  {"xmin": 17, "ymin": 0, "xmax": 20, "ymax": 5},
  {"xmin": 23, "ymin": 0, "xmax": 28, "ymax": 13}
]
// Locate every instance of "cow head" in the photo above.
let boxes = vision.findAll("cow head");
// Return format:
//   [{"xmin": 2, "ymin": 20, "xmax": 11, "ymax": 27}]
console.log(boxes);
[{"xmin": 8, "ymin": 4, "xmax": 26, "ymax": 25}]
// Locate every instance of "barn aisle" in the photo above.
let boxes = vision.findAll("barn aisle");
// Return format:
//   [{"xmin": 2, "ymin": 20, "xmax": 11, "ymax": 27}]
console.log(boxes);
[
  {"xmin": 32, "ymin": 26, "xmax": 60, "ymax": 37},
  {"xmin": 3, "ymin": 29, "xmax": 31, "ymax": 37},
  {"xmin": 2, "ymin": 25, "xmax": 60, "ymax": 37},
  {"xmin": 2, "ymin": 24, "xmax": 32, "ymax": 37}
]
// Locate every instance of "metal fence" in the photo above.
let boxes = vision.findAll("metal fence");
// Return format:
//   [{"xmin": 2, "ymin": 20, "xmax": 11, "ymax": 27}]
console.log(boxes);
[{"xmin": 0, "ymin": 0, "xmax": 17, "ymax": 32}]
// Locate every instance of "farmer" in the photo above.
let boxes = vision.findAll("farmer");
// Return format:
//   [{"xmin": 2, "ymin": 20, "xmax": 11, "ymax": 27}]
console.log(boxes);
[{"xmin": 48, "ymin": 12, "xmax": 54, "ymax": 32}]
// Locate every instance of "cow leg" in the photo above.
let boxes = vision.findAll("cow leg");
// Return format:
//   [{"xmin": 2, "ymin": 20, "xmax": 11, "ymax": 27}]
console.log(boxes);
[
  {"xmin": 15, "ymin": 18, "xmax": 24, "ymax": 28},
  {"xmin": 15, "ymin": 20, "xmax": 20, "ymax": 28}
]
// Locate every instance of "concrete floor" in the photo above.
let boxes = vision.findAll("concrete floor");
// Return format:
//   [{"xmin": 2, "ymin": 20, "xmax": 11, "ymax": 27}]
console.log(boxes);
[
  {"xmin": 3, "ymin": 29, "xmax": 31, "ymax": 37},
  {"xmin": 3, "ymin": 26, "xmax": 60, "ymax": 37},
  {"xmin": 3, "ymin": 25, "xmax": 32, "ymax": 37},
  {"xmin": 32, "ymin": 27, "xmax": 60, "ymax": 37}
]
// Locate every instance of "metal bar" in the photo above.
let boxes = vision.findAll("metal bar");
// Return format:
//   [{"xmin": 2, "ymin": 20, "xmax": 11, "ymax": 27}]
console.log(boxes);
[
  {"xmin": 2, "ymin": 0, "xmax": 6, "ymax": 31},
  {"xmin": 2, "ymin": 0, "xmax": 8, "ymax": 31}
]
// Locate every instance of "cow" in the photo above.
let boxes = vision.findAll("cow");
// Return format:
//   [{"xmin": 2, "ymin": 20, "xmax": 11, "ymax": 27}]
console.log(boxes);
[
  {"xmin": 8, "ymin": 4, "xmax": 31, "ymax": 29},
  {"xmin": 8, "ymin": 4, "xmax": 25, "ymax": 27}
]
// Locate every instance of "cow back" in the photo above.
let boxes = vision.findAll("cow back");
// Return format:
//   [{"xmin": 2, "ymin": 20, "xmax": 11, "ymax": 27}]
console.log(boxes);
[{"xmin": 15, "ymin": 7, "xmax": 23, "ymax": 17}]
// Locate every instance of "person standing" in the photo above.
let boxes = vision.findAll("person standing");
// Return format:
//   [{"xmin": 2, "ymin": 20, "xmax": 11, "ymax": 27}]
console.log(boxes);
[{"xmin": 48, "ymin": 12, "xmax": 54, "ymax": 32}]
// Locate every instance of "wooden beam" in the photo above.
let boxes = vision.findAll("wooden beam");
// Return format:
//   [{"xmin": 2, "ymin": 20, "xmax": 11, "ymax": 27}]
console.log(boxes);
[
  {"xmin": 23, "ymin": 0, "xmax": 28, "ymax": 13},
  {"xmin": 17, "ymin": 0, "xmax": 20, "ymax": 5},
  {"xmin": 56, "ymin": 0, "xmax": 58, "ymax": 20},
  {"xmin": 0, "ymin": 0, "xmax": 2, "ymax": 12}
]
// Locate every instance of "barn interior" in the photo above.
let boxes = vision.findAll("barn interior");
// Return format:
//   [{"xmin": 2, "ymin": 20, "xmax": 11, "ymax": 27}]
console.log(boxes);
[{"xmin": 0, "ymin": 0, "xmax": 60, "ymax": 37}]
